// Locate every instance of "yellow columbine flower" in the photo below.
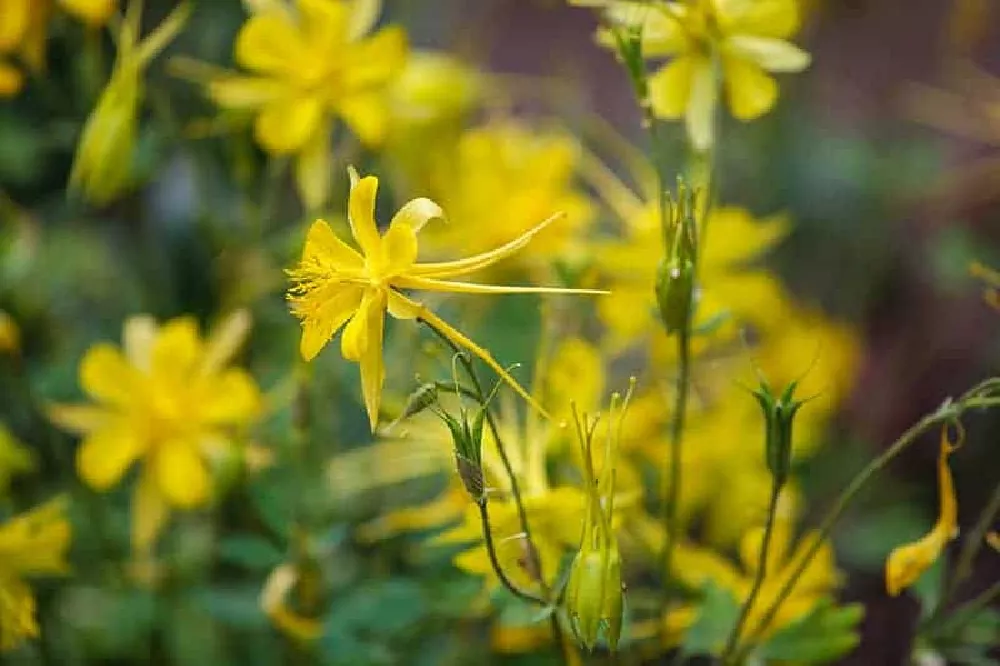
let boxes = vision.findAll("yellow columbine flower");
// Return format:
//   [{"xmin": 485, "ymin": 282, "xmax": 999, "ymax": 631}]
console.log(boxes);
[
  {"xmin": 69, "ymin": 0, "xmax": 189, "ymax": 204},
  {"xmin": 286, "ymin": 168, "xmax": 604, "ymax": 430},
  {"xmin": 885, "ymin": 426, "xmax": 960, "ymax": 596},
  {"xmin": 0, "ymin": 498, "xmax": 71, "ymax": 652},
  {"xmin": 207, "ymin": 0, "xmax": 405, "ymax": 210},
  {"xmin": 585, "ymin": 0, "xmax": 810, "ymax": 149},
  {"xmin": 0, "ymin": 424, "xmax": 34, "ymax": 496},
  {"xmin": 58, "ymin": 0, "xmax": 114, "ymax": 26},
  {"xmin": 49, "ymin": 313, "xmax": 261, "ymax": 552},
  {"xmin": 0, "ymin": 0, "xmax": 47, "ymax": 97},
  {"xmin": 419, "ymin": 121, "xmax": 595, "ymax": 278}
]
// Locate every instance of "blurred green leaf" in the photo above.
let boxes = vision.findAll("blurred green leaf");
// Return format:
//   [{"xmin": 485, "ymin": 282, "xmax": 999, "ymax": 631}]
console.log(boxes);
[
  {"xmin": 755, "ymin": 599, "xmax": 863, "ymax": 664},
  {"xmin": 328, "ymin": 578, "xmax": 427, "ymax": 637},
  {"xmin": 681, "ymin": 581, "xmax": 740, "ymax": 657},
  {"xmin": 194, "ymin": 585, "xmax": 270, "ymax": 630},
  {"xmin": 218, "ymin": 534, "xmax": 284, "ymax": 571}
]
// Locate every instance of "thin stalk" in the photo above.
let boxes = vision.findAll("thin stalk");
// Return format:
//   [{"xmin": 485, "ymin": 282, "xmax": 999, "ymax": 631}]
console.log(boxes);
[
  {"xmin": 931, "ymin": 479, "xmax": 1000, "ymax": 624},
  {"xmin": 732, "ymin": 392, "xmax": 1000, "ymax": 662},
  {"xmin": 660, "ymin": 327, "xmax": 691, "ymax": 594},
  {"xmin": 476, "ymin": 501, "xmax": 548, "ymax": 606},
  {"xmin": 939, "ymin": 576, "xmax": 1000, "ymax": 634},
  {"xmin": 719, "ymin": 477, "xmax": 784, "ymax": 663}
]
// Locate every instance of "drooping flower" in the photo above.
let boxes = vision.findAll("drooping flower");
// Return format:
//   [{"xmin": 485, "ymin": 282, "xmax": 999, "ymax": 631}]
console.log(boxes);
[
  {"xmin": 579, "ymin": 0, "xmax": 811, "ymax": 149},
  {"xmin": 0, "ymin": 498, "xmax": 72, "ymax": 652},
  {"xmin": 69, "ymin": 0, "xmax": 190, "ymax": 204},
  {"xmin": 49, "ymin": 312, "xmax": 261, "ymax": 553},
  {"xmin": 286, "ymin": 168, "xmax": 604, "ymax": 430},
  {"xmin": 205, "ymin": 0, "xmax": 406, "ymax": 210},
  {"xmin": 885, "ymin": 426, "xmax": 961, "ymax": 596}
]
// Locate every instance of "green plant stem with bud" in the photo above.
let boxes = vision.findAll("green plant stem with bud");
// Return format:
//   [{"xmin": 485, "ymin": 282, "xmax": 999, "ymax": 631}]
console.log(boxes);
[
  {"xmin": 420, "ymin": 321, "xmax": 570, "ymax": 662},
  {"xmin": 732, "ymin": 382, "xmax": 1000, "ymax": 663}
]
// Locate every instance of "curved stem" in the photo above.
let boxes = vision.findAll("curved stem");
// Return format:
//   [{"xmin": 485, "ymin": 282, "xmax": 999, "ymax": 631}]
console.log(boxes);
[
  {"xmin": 719, "ymin": 477, "xmax": 784, "ymax": 663},
  {"xmin": 732, "ymin": 392, "xmax": 1000, "ymax": 662},
  {"xmin": 661, "ymin": 328, "xmax": 691, "ymax": 598},
  {"xmin": 476, "ymin": 501, "xmax": 548, "ymax": 607}
]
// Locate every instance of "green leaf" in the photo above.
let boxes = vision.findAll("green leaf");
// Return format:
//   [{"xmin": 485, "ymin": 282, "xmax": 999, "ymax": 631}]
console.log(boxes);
[
  {"xmin": 681, "ymin": 581, "xmax": 741, "ymax": 657},
  {"xmin": 756, "ymin": 600, "xmax": 864, "ymax": 664},
  {"xmin": 218, "ymin": 535, "xmax": 284, "ymax": 571},
  {"xmin": 327, "ymin": 579, "xmax": 427, "ymax": 638},
  {"xmin": 193, "ymin": 585, "xmax": 270, "ymax": 629}
]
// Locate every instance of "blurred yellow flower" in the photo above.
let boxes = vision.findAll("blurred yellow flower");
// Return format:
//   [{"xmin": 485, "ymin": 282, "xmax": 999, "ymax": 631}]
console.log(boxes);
[
  {"xmin": 69, "ymin": 0, "xmax": 189, "ymax": 204},
  {"xmin": 0, "ymin": 310, "xmax": 19, "ymax": 355},
  {"xmin": 0, "ymin": 0, "xmax": 48, "ymax": 97},
  {"xmin": 885, "ymin": 427, "xmax": 960, "ymax": 597},
  {"xmin": 0, "ymin": 424, "xmax": 34, "ymax": 495},
  {"xmin": 584, "ymin": 0, "xmax": 810, "ymax": 149},
  {"xmin": 49, "ymin": 312, "xmax": 260, "ymax": 552},
  {"xmin": 0, "ymin": 498, "xmax": 71, "ymax": 652},
  {"xmin": 207, "ymin": 0, "xmax": 406, "ymax": 210},
  {"xmin": 57, "ymin": 0, "xmax": 114, "ymax": 26},
  {"xmin": 287, "ymin": 168, "xmax": 603, "ymax": 430},
  {"xmin": 420, "ymin": 122, "xmax": 595, "ymax": 278}
]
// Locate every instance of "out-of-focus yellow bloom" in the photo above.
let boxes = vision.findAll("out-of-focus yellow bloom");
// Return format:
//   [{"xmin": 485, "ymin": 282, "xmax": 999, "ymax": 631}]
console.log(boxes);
[
  {"xmin": 886, "ymin": 427, "xmax": 960, "ymax": 596},
  {"xmin": 971, "ymin": 262, "xmax": 1000, "ymax": 310},
  {"xmin": 419, "ymin": 122, "xmax": 595, "ymax": 278},
  {"xmin": 0, "ymin": 498, "xmax": 71, "ymax": 652},
  {"xmin": 260, "ymin": 562, "xmax": 323, "ymax": 641},
  {"xmin": 69, "ymin": 1, "xmax": 189, "ymax": 204},
  {"xmin": 57, "ymin": 0, "xmax": 114, "ymax": 26},
  {"xmin": 206, "ymin": 0, "xmax": 405, "ymax": 210},
  {"xmin": 987, "ymin": 531, "xmax": 1000, "ymax": 552},
  {"xmin": 286, "ymin": 168, "xmax": 604, "ymax": 430},
  {"xmin": 0, "ymin": 424, "xmax": 34, "ymax": 495},
  {"xmin": 0, "ymin": 310, "xmax": 19, "ymax": 355},
  {"xmin": 49, "ymin": 312, "xmax": 260, "ymax": 552},
  {"xmin": 0, "ymin": 0, "xmax": 48, "ymax": 97},
  {"xmin": 580, "ymin": 0, "xmax": 810, "ymax": 149}
]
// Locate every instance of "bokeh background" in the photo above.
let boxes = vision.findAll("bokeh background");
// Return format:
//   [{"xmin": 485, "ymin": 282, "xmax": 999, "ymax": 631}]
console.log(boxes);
[{"xmin": 1, "ymin": 0, "xmax": 999, "ymax": 664}]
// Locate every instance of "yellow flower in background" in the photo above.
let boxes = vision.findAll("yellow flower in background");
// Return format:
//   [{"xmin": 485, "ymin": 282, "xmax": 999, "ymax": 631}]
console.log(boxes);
[
  {"xmin": 69, "ymin": 0, "xmax": 190, "ymax": 204},
  {"xmin": 885, "ymin": 427, "xmax": 961, "ymax": 597},
  {"xmin": 583, "ymin": 0, "xmax": 810, "ymax": 149},
  {"xmin": 0, "ymin": 498, "xmax": 71, "ymax": 652},
  {"xmin": 0, "ymin": 0, "xmax": 48, "ymax": 97},
  {"xmin": 49, "ymin": 312, "xmax": 260, "ymax": 553},
  {"xmin": 0, "ymin": 310, "xmax": 19, "ymax": 355},
  {"xmin": 419, "ymin": 122, "xmax": 595, "ymax": 278},
  {"xmin": 206, "ymin": 0, "xmax": 405, "ymax": 210},
  {"xmin": 287, "ymin": 168, "xmax": 604, "ymax": 430},
  {"xmin": 57, "ymin": 0, "xmax": 114, "ymax": 26},
  {"xmin": 0, "ymin": 425, "xmax": 34, "ymax": 496}
]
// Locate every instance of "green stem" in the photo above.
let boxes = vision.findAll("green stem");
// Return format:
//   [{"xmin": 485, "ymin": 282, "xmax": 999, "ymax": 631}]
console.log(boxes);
[
  {"xmin": 932, "ymin": 478, "xmax": 1000, "ymax": 624},
  {"xmin": 661, "ymin": 327, "xmax": 691, "ymax": 597},
  {"xmin": 732, "ymin": 391, "xmax": 1000, "ymax": 662},
  {"xmin": 476, "ymin": 500, "xmax": 548, "ymax": 606},
  {"xmin": 720, "ymin": 477, "xmax": 784, "ymax": 663}
]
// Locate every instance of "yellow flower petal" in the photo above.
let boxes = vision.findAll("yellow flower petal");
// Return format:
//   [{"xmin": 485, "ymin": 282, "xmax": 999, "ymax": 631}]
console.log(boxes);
[
  {"xmin": 47, "ymin": 404, "xmax": 112, "ymax": 435},
  {"xmin": 201, "ymin": 370, "xmax": 261, "ymax": 424},
  {"xmin": 723, "ymin": 56, "xmax": 778, "ymax": 120},
  {"xmin": 0, "ymin": 60, "xmax": 23, "ymax": 97},
  {"xmin": 648, "ymin": 55, "xmax": 696, "ymax": 120},
  {"xmin": 716, "ymin": 0, "xmax": 800, "ymax": 40},
  {"xmin": 686, "ymin": 59, "xmax": 719, "ymax": 151},
  {"xmin": 235, "ymin": 11, "xmax": 306, "ymax": 75},
  {"xmin": 80, "ymin": 344, "xmax": 141, "ymax": 406},
  {"xmin": 724, "ymin": 35, "xmax": 810, "ymax": 73},
  {"xmin": 0, "ymin": 577, "xmax": 39, "ymax": 651},
  {"xmin": 255, "ymin": 95, "xmax": 322, "ymax": 153},
  {"xmin": 77, "ymin": 426, "xmax": 145, "ymax": 490},
  {"xmin": 340, "ymin": 288, "xmax": 376, "ymax": 361},
  {"xmin": 298, "ymin": 0, "xmax": 349, "ymax": 60},
  {"xmin": 347, "ymin": 173, "xmax": 382, "ymax": 255},
  {"xmin": 343, "ymin": 26, "xmax": 407, "ymax": 90},
  {"xmin": 338, "ymin": 90, "xmax": 389, "ymax": 146},
  {"xmin": 295, "ymin": 284, "xmax": 365, "ymax": 361},
  {"xmin": 208, "ymin": 75, "xmax": 286, "ymax": 109},
  {"xmin": 57, "ymin": 0, "xmax": 115, "ymax": 27},
  {"xmin": 885, "ymin": 428, "xmax": 960, "ymax": 596},
  {"xmin": 297, "ymin": 218, "xmax": 365, "ymax": 272},
  {"xmin": 154, "ymin": 440, "xmax": 210, "ymax": 508},
  {"xmin": 150, "ymin": 317, "xmax": 203, "ymax": 383},
  {"xmin": 395, "ymin": 275, "xmax": 606, "ymax": 296},
  {"xmin": 389, "ymin": 197, "xmax": 443, "ymax": 234},
  {"xmin": 357, "ymin": 289, "xmax": 387, "ymax": 431},
  {"xmin": 295, "ymin": 120, "xmax": 332, "ymax": 212},
  {"xmin": 379, "ymin": 219, "xmax": 418, "ymax": 275},
  {"xmin": 347, "ymin": 0, "xmax": 382, "ymax": 40},
  {"xmin": 0, "ymin": 0, "xmax": 29, "ymax": 51},
  {"xmin": 201, "ymin": 309, "xmax": 252, "ymax": 376},
  {"xmin": 0, "ymin": 497, "xmax": 72, "ymax": 576},
  {"xmin": 132, "ymin": 469, "xmax": 169, "ymax": 554}
]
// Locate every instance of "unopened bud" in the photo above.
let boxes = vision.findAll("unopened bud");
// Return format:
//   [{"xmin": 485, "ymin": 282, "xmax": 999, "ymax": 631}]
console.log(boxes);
[
  {"xmin": 752, "ymin": 378, "xmax": 806, "ymax": 488},
  {"xmin": 566, "ymin": 540, "xmax": 624, "ymax": 651},
  {"xmin": 437, "ymin": 405, "xmax": 487, "ymax": 505},
  {"xmin": 654, "ymin": 183, "xmax": 698, "ymax": 335}
]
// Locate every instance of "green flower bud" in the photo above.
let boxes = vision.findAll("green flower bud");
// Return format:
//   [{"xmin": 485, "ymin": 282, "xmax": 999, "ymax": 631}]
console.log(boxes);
[
  {"xmin": 654, "ymin": 183, "xmax": 699, "ymax": 335},
  {"xmin": 752, "ymin": 378, "xmax": 806, "ymax": 488},
  {"xmin": 433, "ymin": 391, "xmax": 490, "ymax": 505},
  {"xmin": 566, "ymin": 539, "xmax": 624, "ymax": 651}
]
